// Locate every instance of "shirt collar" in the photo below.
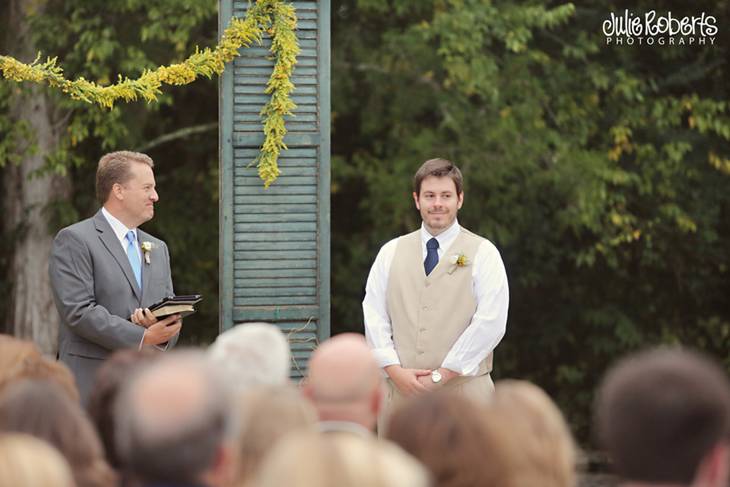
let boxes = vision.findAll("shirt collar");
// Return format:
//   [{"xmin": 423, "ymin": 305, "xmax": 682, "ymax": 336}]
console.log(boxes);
[
  {"xmin": 318, "ymin": 421, "xmax": 373, "ymax": 436},
  {"xmin": 420, "ymin": 218, "xmax": 460, "ymax": 251},
  {"xmin": 101, "ymin": 207, "xmax": 136, "ymax": 243}
]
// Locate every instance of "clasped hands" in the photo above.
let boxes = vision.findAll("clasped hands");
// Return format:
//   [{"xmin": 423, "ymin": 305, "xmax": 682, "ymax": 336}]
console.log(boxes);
[
  {"xmin": 131, "ymin": 308, "xmax": 182, "ymax": 346},
  {"xmin": 384, "ymin": 364, "xmax": 459, "ymax": 397}
]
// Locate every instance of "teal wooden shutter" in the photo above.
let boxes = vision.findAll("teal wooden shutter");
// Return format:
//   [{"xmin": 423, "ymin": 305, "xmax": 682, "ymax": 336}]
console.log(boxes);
[{"xmin": 219, "ymin": 0, "xmax": 330, "ymax": 379}]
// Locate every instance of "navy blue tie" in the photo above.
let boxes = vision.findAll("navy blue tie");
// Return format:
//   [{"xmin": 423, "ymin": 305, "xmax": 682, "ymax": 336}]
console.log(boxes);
[{"xmin": 424, "ymin": 237, "xmax": 439, "ymax": 276}]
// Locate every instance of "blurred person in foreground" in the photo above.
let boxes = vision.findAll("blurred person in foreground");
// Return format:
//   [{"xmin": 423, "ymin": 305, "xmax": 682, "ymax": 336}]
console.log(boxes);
[
  {"xmin": 0, "ymin": 334, "xmax": 79, "ymax": 401},
  {"xmin": 363, "ymin": 158, "xmax": 509, "ymax": 433},
  {"xmin": 256, "ymin": 430, "xmax": 431, "ymax": 487},
  {"xmin": 387, "ymin": 391, "xmax": 512, "ymax": 487},
  {"xmin": 232, "ymin": 385, "xmax": 317, "ymax": 487},
  {"xmin": 115, "ymin": 350, "xmax": 235, "ymax": 487},
  {"xmin": 0, "ymin": 433, "xmax": 75, "ymax": 487},
  {"xmin": 87, "ymin": 348, "xmax": 159, "ymax": 471},
  {"xmin": 491, "ymin": 380, "xmax": 577, "ymax": 487},
  {"xmin": 207, "ymin": 322, "xmax": 291, "ymax": 394},
  {"xmin": 302, "ymin": 333, "xmax": 383, "ymax": 434},
  {"xmin": 595, "ymin": 348, "xmax": 730, "ymax": 487},
  {"xmin": 0, "ymin": 380, "xmax": 116, "ymax": 487}
]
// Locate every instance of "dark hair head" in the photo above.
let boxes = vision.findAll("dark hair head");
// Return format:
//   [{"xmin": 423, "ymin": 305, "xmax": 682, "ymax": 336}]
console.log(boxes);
[
  {"xmin": 87, "ymin": 348, "xmax": 159, "ymax": 469},
  {"xmin": 595, "ymin": 348, "xmax": 730, "ymax": 484},
  {"xmin": 413, "ymin": 158, "xmax": 463, "ymax": 196},
  {"xmin": 96, "ymin": 151, "xmax": 154, "ymax": 205}
]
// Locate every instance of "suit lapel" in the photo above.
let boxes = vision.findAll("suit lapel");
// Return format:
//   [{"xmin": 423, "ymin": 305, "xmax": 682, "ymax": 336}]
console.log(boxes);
[
  {"xmin": 94, "ymin": 211, "xmax": 142, "ymax": 303},
  {"xmin": 138, "ymin": 230, "xmax": 153, "ymax": 301}
]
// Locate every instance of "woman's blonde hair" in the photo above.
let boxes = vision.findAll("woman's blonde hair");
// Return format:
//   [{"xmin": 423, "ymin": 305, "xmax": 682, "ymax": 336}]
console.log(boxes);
[
  {"xmin": 256, "ymin": 431, "xmax": 430, "ymax": 487},
  {"xmin": 491, "ymin": 380, "xmax": 577, "ymax": 487},
  {"xmin": 0, "ymin": 334, "xmax": 78, "ymax": 402},
  {"xmin": 0, "ymin": 433, "xmax": 75, "ymax": 487},
  {"xmin": 233, "ymin": 385, "xmax": 318, "ymax": 486}
]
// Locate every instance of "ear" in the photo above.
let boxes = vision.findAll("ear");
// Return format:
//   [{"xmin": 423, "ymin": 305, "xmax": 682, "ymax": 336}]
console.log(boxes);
[
  {"xmin": 206, "ymin": 443, "xmax": 236, "ymax": 487},
  {"xmin": 457, "ymin": 191, "xmax": 464, "ymax": 210},
  {"xmin": 301, "ymin": 381, "xmax": 314, "ymax": 400},
  {"xmin": 413, "ymin": 191, "xmax": 420, "ymax": 210},
  {"xmin": 112, "ymin": 182, "xmax": 125, "ymax": 201},
  {"xmin": 694, "ymin": 442, "xmax": 730, "ymax": 487}
]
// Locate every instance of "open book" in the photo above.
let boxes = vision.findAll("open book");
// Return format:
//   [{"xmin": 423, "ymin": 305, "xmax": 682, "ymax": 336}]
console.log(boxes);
[{"xmin": 148, "ymin": 294, "xmax": 203, "ymax": 319}]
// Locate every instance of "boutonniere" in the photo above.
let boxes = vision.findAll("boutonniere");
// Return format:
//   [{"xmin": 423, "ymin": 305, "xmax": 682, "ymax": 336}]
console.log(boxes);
[
  {"xmin": 447, "ymin": 253, "xmax": 470, "ymax": 274},
  {"xmin": 140, "ymin": 241, "xmax": 155, "ymax": 265}
]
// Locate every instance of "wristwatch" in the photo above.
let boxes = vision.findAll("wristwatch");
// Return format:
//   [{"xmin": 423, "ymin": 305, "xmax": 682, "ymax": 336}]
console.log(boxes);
[{"xmin": 431, "ymin": 369, "xmax": 442, "ymax": 383}]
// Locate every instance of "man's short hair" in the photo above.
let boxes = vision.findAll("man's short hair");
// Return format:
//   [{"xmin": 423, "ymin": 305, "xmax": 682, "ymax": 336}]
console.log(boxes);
[
  {"xmin": 96, "ymin": 151, "xmax": 154, "ymax": 205},
  {"xmin": 595, "ymin": 348, "xmax": 730, "ymax": 484},
  {"xmin": 413, "ymin": 158, "xmax": 463, "ymax": 196},
  {"xmin": 114, "ymin": 351, "xmax": 233, "ymax": 484},
  {"xmin": 207, "ymin": 323, "xmax": 291, "ymax": 394}
]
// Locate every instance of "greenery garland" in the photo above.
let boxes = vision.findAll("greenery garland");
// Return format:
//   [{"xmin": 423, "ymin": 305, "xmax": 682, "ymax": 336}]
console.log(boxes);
[{"xmin": 0, "ymin": 0, "xmax": 299, "ymax": 187}]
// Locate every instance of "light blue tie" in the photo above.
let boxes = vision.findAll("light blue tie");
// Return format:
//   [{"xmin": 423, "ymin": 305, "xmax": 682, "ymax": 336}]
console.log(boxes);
[{"xmin": 126, "ymin": 230, "xmax": 142, "ymax": 290}]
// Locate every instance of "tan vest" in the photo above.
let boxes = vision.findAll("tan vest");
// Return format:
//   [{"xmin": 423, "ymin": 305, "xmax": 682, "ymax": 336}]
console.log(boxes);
[{"xmin": 385, "ymin": 228, "xmax": 493, "ymax": 377}]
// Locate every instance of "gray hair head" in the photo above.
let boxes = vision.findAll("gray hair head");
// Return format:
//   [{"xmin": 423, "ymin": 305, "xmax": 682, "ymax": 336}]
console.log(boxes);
[
  {"xmin": 114, "ymin": 350, "xmax": 234, "ymax": 484},
  {"xmin": 207, "ymin": 323, "xmax": 291, "ymax": 394}
]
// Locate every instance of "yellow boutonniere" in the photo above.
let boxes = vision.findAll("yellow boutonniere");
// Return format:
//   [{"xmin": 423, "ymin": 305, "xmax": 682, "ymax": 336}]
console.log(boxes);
[{"xmin": 447, "ymin": 253, "xmax": 470, "ymax": 274}]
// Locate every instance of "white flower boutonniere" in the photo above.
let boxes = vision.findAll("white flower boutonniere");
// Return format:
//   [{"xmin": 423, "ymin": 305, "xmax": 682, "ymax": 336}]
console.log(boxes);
[
  {"xmin": 140, "ymin": 241, "xmax": 155, "ymax": 265},
  {"xmin": 447, "ymin": 253, "xmax": 470, "ymax": 274}
]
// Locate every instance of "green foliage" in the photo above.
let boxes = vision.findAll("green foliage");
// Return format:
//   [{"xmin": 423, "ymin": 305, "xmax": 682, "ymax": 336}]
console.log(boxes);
[
  {"xmin": 1, "ymin": 0, "xmax": 224, "ymax": 343},
  {"xmin": 0, "ymin": 0, "xmax": 299, "ymax": 186},
  {"xmin": 332, "ymin": 0, "xmax": 730, "ymax": 442}
]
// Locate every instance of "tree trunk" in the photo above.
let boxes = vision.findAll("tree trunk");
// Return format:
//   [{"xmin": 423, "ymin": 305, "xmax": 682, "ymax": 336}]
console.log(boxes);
[{"xmin": 3, "ymin": 0, "xmax": 71, "ymax": 355}]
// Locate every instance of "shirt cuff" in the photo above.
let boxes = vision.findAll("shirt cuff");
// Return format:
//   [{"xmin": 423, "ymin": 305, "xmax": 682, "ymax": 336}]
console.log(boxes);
[
  {"xmin": 372, "ymin": 348, "xmax": 401, "ymax": 369},
  {"xmin": 440, "ymin": 358, "xmax": 479, "ymax": 377}
]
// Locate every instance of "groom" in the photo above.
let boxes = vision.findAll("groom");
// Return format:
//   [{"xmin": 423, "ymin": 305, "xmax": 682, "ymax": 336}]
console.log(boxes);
[
  {"xmin": 49, "ymin": 151, "xmax": 181, "ymax": 402},
  {"xmin": 363, "ymin": 158, "xmax": 509, "ymax": 431}
]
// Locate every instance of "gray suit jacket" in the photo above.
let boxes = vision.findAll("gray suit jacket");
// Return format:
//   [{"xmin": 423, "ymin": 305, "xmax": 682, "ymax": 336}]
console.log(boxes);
[{"xmin": 49, "ymin": 210, "xmax": 178, "ymax": 402}]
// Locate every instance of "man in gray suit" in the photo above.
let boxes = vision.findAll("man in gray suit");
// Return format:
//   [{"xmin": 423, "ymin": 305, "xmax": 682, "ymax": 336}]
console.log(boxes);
[{"xmin": 49, "ymin": 151, "xmax": 182, "ymax": 402}]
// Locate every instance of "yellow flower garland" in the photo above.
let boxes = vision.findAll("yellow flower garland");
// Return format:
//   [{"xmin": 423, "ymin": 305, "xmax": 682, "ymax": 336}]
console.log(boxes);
[{"xmin": 0, "ymin": 0, "xmax": 299, "ymax": 187}]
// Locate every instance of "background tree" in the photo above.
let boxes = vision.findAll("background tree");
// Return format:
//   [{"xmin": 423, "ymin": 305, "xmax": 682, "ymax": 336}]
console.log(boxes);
[
  {"xmin": 0, "ymin": 0, "xmax": 220, "ymax": 351},
  {"xmin": 331, "ymin": 0, "xmax": 730, "ymax": 439}
]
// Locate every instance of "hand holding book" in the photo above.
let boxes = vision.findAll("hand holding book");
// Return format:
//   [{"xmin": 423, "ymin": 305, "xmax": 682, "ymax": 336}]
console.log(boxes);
[{"xmin": 130, "ymin": 295, "xmax": 202, "ymax": 326}]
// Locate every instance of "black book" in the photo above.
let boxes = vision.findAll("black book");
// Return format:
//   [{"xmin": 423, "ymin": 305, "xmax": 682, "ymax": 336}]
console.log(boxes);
[{"xmin": 147, "ymin": 294, "xmax": 203, "ymax": 319}]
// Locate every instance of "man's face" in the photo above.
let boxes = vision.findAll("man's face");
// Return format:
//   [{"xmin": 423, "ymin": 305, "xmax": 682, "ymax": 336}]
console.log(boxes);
[
  {"xmin": 413, "ymin": 175, "xmax": 463, "ymax": 236},
  {"xmin": 119, "ymin": 162, "xmax": 158, "ymax": 227}
]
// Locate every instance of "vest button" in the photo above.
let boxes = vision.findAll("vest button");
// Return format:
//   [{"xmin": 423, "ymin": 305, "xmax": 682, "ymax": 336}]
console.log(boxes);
[
  {"xmin": 422, "ymin": 305, "xmax": 428, "ymax": 310},
  {"xmin": 425, "ymin": 281, "xmax": 430, "ymax": 287}
]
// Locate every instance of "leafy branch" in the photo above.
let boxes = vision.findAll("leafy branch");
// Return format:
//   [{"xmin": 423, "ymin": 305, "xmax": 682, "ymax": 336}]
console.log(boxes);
[{"xmin": 0, "ymin": 0, "xmax": 299, "ymax": 187}]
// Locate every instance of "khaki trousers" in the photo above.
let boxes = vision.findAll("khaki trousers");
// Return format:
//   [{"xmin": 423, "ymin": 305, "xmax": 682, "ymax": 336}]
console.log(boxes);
[{"xmin": 377, "ymin": 373, "xmax": 494, "ymax": 437}]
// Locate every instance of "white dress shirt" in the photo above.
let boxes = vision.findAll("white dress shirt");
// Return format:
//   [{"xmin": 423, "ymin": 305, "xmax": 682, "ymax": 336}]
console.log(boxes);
[
  {"xmin": 102, "ymin": 207, "xmax": 160, "ymax": 350},
  {"xmin": 363, "ymin": 219, "xmax": 509, "ymax": 376},
  {"xmin": 101, "ymin": 207, "xmax": 141, "ymax": 262}
]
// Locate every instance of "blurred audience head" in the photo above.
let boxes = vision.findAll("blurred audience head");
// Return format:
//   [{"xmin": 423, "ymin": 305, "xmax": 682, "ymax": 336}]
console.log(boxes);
[
  {"xmin": 0, "ymin": 379, "xmax": 115, "ymax": 487},
  {"xmin": 207, "ymin": 322, "xmax": 291, "ymax": 393},
  {"xmin": 256, "ymin": 431, "xmax": 430, "ymax": 487},
  {"xmin": 234, "ymin": 385, "xmax": 317, "ymax": 486},
  {"xmin": 596, "ymin": 347, "xmax": 730, "ymax": 487},
  {"xmin": 0, "ymin": 334, "xmax": 78, "ymax": 402},
  {"xmin": 87, "ymin": 347, "xmax": 159, "ymax": 469},
  {"xmin": 387, "ymin": 391, "xmax": 510, "ymax": 487},
  {"xmin": 0, "ymin": 433, "xmax": 75, "ymax": 487},
  {"xmin": 115, "ymin": 350, "xmax": 235, "ymax": 487},
  {"xmin": 303, "ymin": 333, "xmax": 382, "ymax": 431},
  {"xmin": 491, "ymin": 380, "xmax": 577, "ymax": 487}
]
